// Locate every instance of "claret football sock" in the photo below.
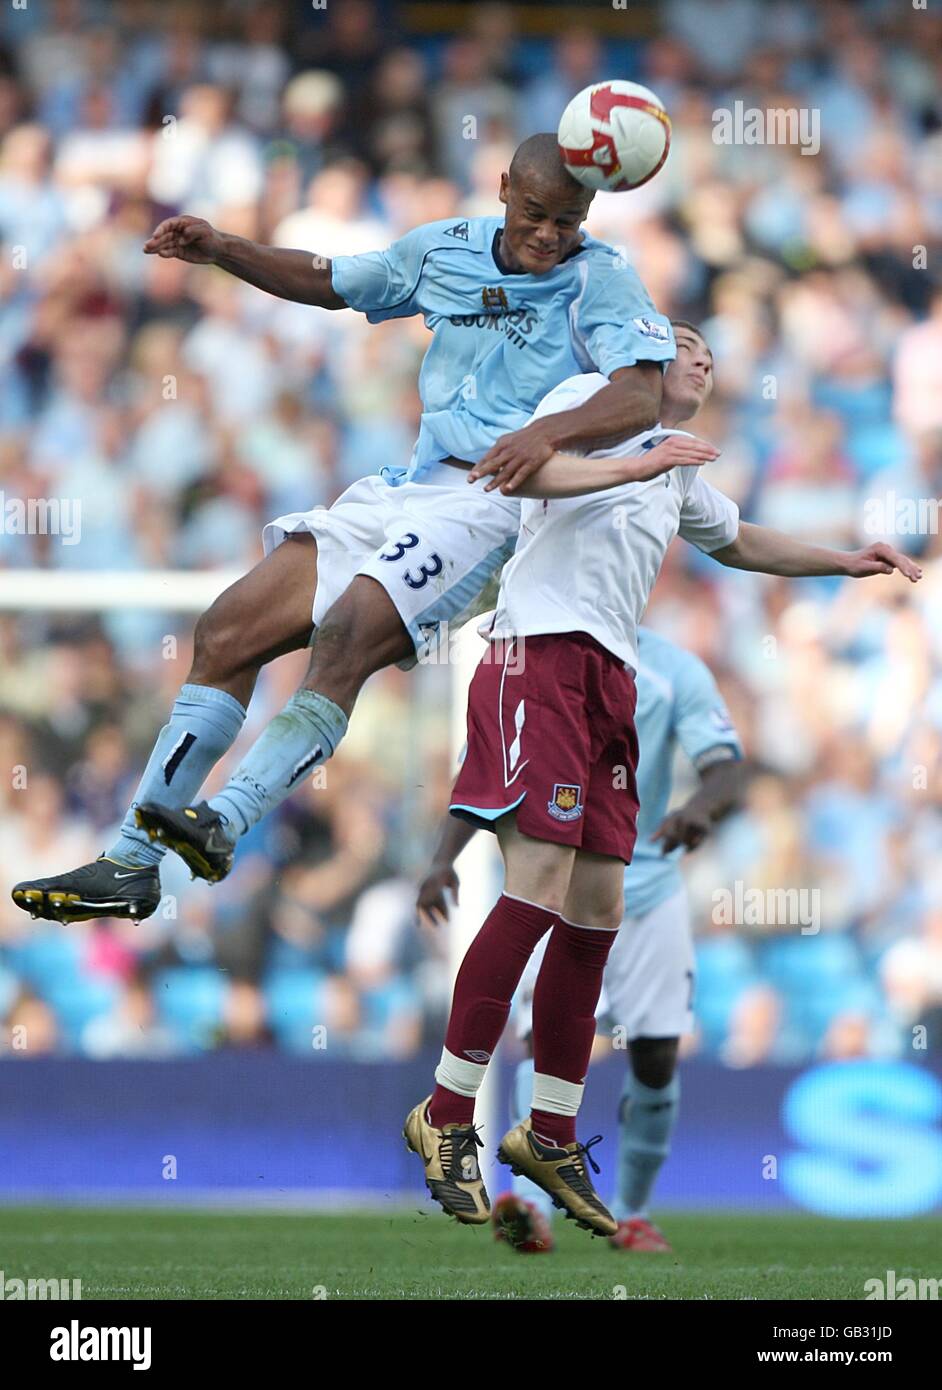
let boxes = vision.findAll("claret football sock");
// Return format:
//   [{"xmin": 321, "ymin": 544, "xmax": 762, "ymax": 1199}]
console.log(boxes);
[
  {"xmin": 509, "ymin": 1056, "xmax": 554, "ymax": 1221},
  {"xmin": 530, "ymin": 916, "xmax": 619, "ymax": 1146},
  {"xmin": 208, "ymin": 689, "xmax": 348, "ymax": 839},
  {"xmin": 613, "ymin": 1070, "xmax": 680, "ymax": 1221},
  {"xmin": 428, "ymin": 894, "xmax": 557, "ymax": 1129},
  {"xmin": 107, "ymin": 684, "xmax": 247, "ymax": 867}
]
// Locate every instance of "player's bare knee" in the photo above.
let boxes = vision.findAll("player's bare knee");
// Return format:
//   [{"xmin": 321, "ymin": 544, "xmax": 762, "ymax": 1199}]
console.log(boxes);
[
  {"xmin": 598, "ymin": 904, "xmax": 625, "ymax": 932},
  {"xmin": 190, "ymin": 605, "xmax": 237, "ymax": 684},
  {"xmin": 306, "ymin": 579, "xmax": 408, "ymax": 699},
  {"xmin": 503, "ymin": 873, "xmax": 570, "ymax": 918},
  {"xmin": 568, "ymin": 897, "xmax": 622, "ymax": 932},
  {"xmin": 532, "ymin": 888, "xmax": 568, "ymax": 916},
  {"xmin": 306, "ymin": 610, "xmax": 369, "ymax": 699},
  {"xmin": 313, "ymin": 607, "xmax": 354, "ymax": 660}
]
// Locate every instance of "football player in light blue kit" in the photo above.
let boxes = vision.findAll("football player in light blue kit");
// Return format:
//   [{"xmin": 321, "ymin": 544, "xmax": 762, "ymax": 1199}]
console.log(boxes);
[
  {"xmin": 417, "ymin": 627, "xmax": 746, "ymax": 1253},
  {"xmin": 15, "ymin": 134, "xmax": 692, "ymax": 923}
]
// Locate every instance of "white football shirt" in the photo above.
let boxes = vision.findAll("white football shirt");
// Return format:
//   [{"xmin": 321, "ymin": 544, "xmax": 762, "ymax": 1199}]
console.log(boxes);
[{"xmin": 490, "ymin": 373, "xmax": 740, "ymax": 670}]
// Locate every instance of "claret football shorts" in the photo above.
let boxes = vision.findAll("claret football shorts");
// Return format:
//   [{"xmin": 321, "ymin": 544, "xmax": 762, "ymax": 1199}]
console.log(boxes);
[{"xmin": 449, "ymin": 632, "xmax": 640, "ymax": 862}]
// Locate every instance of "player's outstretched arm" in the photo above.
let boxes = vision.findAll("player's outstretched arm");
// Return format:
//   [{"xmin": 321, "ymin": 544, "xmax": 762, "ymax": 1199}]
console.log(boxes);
[
  {"xmin": 416, "ymin": 816, "xmax": 477, "ymax": 927},
  {"xmin": 500, "ymin": 434, "xmax": 720, "ymax": 499},
  {"xmin": 143, "ymin": 216, "xmax": 347, "ymax": 309},
  {"xmin": 710, "ymin": 522, "xmax": 923, "ymax": 583},
  {"xmin": 469, "ymin": 362, "xmax": 664, "ymax": 491}
]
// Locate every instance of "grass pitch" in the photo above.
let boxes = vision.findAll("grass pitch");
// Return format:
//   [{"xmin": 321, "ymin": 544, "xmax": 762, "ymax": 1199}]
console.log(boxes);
[{"xmin": 1, "ymin": 1206, "xmax": 938, "ymax": 1300}]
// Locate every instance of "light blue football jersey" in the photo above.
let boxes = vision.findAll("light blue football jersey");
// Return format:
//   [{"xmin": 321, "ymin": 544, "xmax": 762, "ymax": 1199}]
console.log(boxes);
[
  {"xmin": 330, "ymin": 215, "xmax": 675, "ymax": 483},
  {"xmin": 626, "ymin": 627, "xmax": 743, "ymax": 918}
]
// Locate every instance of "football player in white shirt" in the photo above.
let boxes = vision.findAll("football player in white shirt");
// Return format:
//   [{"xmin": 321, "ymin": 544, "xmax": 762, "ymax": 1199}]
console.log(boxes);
[
  {"xmin": 404, "ymin": 323, "xmax": 922, "ymax": 1235},
  {"xmin": 417, "ymin": 625, "xmax": 747, "ymax": 1255}
]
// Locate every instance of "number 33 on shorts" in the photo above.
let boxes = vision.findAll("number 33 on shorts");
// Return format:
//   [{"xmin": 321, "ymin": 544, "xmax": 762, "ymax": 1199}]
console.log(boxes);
[{"xmin": 379, "ymin": 531, "xmax": 445, "ymax": 590}]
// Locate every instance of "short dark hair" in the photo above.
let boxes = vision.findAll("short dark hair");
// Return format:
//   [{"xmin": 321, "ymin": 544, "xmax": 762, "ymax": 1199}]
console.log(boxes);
[
  {"xmin": 508, "ymin": 132, "xmax": 592, "ymax": 200},
  {"xmin": 671, "ymin": 319, "xmax": 711, "ymax": 355}
]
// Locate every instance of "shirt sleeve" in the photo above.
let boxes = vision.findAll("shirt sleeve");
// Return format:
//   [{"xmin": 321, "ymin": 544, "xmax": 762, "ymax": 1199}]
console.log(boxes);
[
  {"xmin": 330, "ymin": 225, "xmax": 429, "ymax": 323},
  {"xmin": 673, "ymin": 652, "xmax": 744, "ymax": 767},
  {"xmin": 678, "ymin": 471, "xmax": 740, "ymax": 553},
  {"xmin": 526, "ymin": 374, "xmax": 605, "ymax": 425},
  {"xmin": 573, "ymin": 256, "xmax": 676, "ymax": 376}
]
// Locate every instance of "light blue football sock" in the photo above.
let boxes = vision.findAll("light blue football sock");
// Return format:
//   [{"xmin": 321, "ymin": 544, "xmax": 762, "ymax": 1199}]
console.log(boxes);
[
  {"xmin": 612, "ymin": 1069, "xmax": 680, "ymax": 1220},
  {"xmin": 208, "ymin": 689, "xmax": 348, "ymax": 839},
  {"xmin": 108, "ymin": 684, "xmax": 247, "ymax": 867},
  {"xmin": 510, "ymin": 1057, "xmax": 554, "ymax": 1222}
]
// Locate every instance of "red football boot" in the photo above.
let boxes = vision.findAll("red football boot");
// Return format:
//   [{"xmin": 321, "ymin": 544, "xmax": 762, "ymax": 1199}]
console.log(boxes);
[
  {"xmin": 609, "ymin": 1217, "xmax": 672, "ymax": 1252},
  {"xmin": 492, "ymin": 1192, "xmax": 555, "ymax": 1254}
]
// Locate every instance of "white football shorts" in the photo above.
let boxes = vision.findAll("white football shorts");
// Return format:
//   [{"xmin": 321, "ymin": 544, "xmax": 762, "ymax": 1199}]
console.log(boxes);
[
  {"xmin": 514, "ymin": 886, "xmax": 695, "ymax": 1042},
  {"xmin": 263, "ymin": 464, "xmax": 520, "ymax": 662}
]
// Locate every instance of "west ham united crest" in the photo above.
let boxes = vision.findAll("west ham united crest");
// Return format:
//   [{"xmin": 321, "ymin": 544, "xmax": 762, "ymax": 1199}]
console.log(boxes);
[{"xmin": 547, "ymin": 783, "xmax": 583, "ymax": 822}]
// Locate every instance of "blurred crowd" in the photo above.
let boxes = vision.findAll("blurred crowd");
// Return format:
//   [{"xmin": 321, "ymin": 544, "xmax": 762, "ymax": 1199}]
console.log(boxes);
[{"xmin": 1, "ymin": 0, "xmax": 941, "ymax": 1064}]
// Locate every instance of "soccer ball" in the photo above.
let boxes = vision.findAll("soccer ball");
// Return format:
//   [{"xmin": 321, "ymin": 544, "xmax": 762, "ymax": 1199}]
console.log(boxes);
[{"xmin": 557, "ymin": 81, "xmax": 671, "ymax": 193}]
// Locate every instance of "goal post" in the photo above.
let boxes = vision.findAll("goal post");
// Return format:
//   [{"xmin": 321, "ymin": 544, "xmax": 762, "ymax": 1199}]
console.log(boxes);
[{"xmin": 0, "ymin": 570, "xmax": 240, "ymax": 612}]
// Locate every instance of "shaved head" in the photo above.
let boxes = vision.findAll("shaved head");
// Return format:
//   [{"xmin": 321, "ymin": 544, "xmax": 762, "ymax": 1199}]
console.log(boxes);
[
  {"xmin": 498, "ymin": 133, "xmax": 593, "ymax": 275},
  {"xmin": 508, "ymin": 133, "xmax": 591, "ymax": 202}
]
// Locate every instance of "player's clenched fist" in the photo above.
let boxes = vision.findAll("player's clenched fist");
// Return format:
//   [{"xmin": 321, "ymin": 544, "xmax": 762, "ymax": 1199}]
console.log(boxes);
[{"xmin": 143, "ymin": 215, "xmax": 221, "ymax": 264}]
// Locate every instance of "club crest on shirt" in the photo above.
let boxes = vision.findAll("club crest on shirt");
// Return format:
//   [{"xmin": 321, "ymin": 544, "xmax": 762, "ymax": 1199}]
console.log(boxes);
[{"xmin": 547, "ymin": 783, "xmax": 583, "ymax": 821}]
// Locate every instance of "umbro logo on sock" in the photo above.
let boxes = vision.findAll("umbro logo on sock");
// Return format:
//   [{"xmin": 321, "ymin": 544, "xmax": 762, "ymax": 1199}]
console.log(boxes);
[
  {"xmin": 162, "ymin": 731, "xmax": 196, "ymax": 784},
  {"xmin": 464, "ymin": 1049, "xmax": 491, "ymax": 1063},
  {"xmin": 287, "ymin": 745, "xmax": 324, "ymax": 788}
]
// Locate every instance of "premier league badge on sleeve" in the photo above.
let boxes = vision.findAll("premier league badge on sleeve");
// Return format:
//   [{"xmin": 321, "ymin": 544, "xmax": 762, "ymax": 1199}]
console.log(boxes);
[
  {"xmin": 710, "ymin": 705, "xmax": 736, "ymax": 734},
  {"xmin": 547, "ymin": 783, "xmax": 584, "ymax": 821},
  {"xmin": 632, "ymin": 316, "xmax": 672, "ymax": 342}
]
